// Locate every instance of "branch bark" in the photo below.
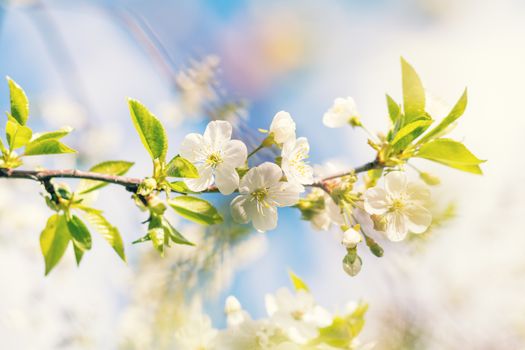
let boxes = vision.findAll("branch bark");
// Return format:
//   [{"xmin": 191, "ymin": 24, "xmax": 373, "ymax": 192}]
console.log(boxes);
[{"xmin": 0, "ymin": 159, "xmax": 381, "ymax": 195}]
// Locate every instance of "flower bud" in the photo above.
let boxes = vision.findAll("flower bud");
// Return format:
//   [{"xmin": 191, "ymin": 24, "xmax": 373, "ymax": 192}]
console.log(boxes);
[
  {"xmin": 269, "ymin": 111, "xmax": 296, "ymax": 144},
  {"xmin": 342, "ymin": 252, "xmax": 362, "ymax": 277},
  {"xmin": 137, "ymin": 177, "xmax": 157, "ymax": 196},
  {"xmin": 419, "ymin": 172, "xmax": 440, "ymax": 186},
  {"xmin": 341, "ymin": 227, "xmax": 362, "ymax": 249}
]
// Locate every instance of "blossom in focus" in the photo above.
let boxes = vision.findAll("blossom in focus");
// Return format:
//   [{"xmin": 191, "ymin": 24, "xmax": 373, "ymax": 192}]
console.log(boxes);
[
  {"xmin": 281, "ymin": 137, "xmax": 313, "ymax": 187},
  {"xmin": 322, "ymin": 97, "xmax": 360, "ymax": 128},
  {"xmin": 180, "ymin": 120, "xmax": 247, "ymax": 194},
  {"xmin": 265, "ymin": 288, "xmax": 332, "ymax": 344},
  {"xmin": 230, "ymin": 162, "xmax": 302, "ymax": 232},
  {"xmin": 363, "ymin": 171, "xmax": 432, "ymax": 241},
  {"xmin": 269, "ymin": 111, "xmax": 296, "ymax": 144}
]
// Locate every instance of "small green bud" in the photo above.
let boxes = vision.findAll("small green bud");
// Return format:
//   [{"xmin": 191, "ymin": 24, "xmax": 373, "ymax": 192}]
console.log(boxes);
[
  {"xmin": 343, "ymin": 252, "xmax": 362, "ymax": 277},
  {"xmin": 348, "ymin": 116, "xmax": 362, "ymax": 127},
  {"xmin": 56, "ymin": 183, "xmax": 72, "ymax": 200},
  {"xmin": 148, "ymin": 195, "xmax": 167, "ymax": 215},
  {"xmin": 137, "ymin": 177, "xmax": 157, "ymax": 196}
]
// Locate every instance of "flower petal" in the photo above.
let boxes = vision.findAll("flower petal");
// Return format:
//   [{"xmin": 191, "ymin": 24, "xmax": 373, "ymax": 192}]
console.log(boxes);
[
  {"xmin": 405, "ymin": 204, "xmax": 432, "ymax": 234},
  {"xmin": 230, "ymin": 195, "xmax": 249, "ymax": 224},
  {"xmin": 215, "ymin": 165, "xmax": 240, "ymax": 195},
  {"xmin": 180, "ymin": 133, "xmax": 206, "ymax": 162},
  {"xmin": 204, "ymin": 120, "xmax": 232, "ymax": 149},
  {"xmin": 322, "ymin": 111, "xmax": 347, "ymax": 128},
  {"xmin": 384, "ymin": 212, "xmax": 408, "ymax": 241},
  {"xmin": 249, "ymin": 162, "xmax": 283, "ymax": 189},
  {"xmin": 385, "ymin": 171, "xmax": 408, "ymax": 196},
  {"xmin": 247, "ymin": 201, "xmax": 278, "ymax": 232},
  {"xmin": 222, "ymin": 139, "xmax": 247, "ymax": 168},
  {"xmin": 268, "ymin": 182, "xmax": 303, "ymax": 207},
  {"xmin": 270, "ymin": 111, "xmax": 296, "ymax": 144},
  {"xmin": 185, "ymin": 165, "xmax": 213, "ymax": 192},
  {"xmin": 363, "ymin": 187, "xmax": 389, "ymax": 215},
  {"xmin": 406, "ymin": 182, "xmax": 431, "ymax": 205}
]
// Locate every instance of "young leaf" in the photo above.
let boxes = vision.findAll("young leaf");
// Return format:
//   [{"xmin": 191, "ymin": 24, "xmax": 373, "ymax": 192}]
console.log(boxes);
[
  {"xmin": 168, "ymin": 196, "xmax": 223, "ymax": 225},
  {"xmin": 166, "ymin": 155, "xmax": 199, "ymax": 178},
  {"xmin": 289, "ymin": 270, "xmax": 310, "ymax": 292},
  {"xmin": 40, "ymin": 214, "xmax": 70, "ymax": 275},
  {"xmin": 386, "ymin": 94, "xmax": 401, "ymax": 124},
  {"xmin": 80, "ymin": 207, "xmax": 126, "ymax": 262},
  {"xmin": 77, "ymin": 160, "xmax": 134, "ymax": 194},
  {"xmin": 390, "ymin": 119, "xmax": 433, "ymax": 151},
  {"xmin": 6, "ymin": 119, "xmax": 32, "ymax": 149},
  {"xmin": 24, "ymin": 139, "xmax": 76, "ymax": 156},
  {"xmin": 30, "ymin": 127, "xmax": 73, "ymax": 143},
  {"xmin": 163, "ymin": 219, "xmax": 194, "ymax": 246},
  {"xmin": 169, "ymin": 181, "xmax": 198, "ymax": 194},
  {"xmin": 418, "ymin": 88, "xmax": 468, "ymax": 144},
  {"xmin": 66, "ymin": 215, "xmax": 92, "ymax": 251},
  {"xmin": 401, "ymin": 57, "xmax": 427, "ymax": 125},
  {"xmin": 128, "ymin": 99, "xmax": 168, "ymax": 162},
  {"xmin": 73, "ymin": 244, "xmax": 84, "ymax": 266},
  {"xmin": 7, "ymin": 77, "xmax": 29, "ymax": 125},
  {"xmin": 415, "ymin": 138, "xmax": 485, "ymax": 174}
]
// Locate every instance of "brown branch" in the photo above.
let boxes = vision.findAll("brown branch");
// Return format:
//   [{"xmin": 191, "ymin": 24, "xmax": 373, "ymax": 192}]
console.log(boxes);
[{"xmin": 0, "ymin": 159, "xmax": 382, "ymax": 196}]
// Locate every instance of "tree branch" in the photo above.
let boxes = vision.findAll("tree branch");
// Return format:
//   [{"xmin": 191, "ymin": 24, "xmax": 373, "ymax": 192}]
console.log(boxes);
[{"xmin": 0, "ymin": 159, "xmax": 382, "ymax": 196}]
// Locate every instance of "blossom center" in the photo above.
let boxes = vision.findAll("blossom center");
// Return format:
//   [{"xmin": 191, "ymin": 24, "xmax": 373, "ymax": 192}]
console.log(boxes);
[
  {"xmin": 251, "ymin": 188, "xmax": 268, "ymax": 202},
  {"xmin": 291, "ymin": 309, "xmax": 304, "ymax": 320},
  {"xmin": 206, "ymin": 152, "xmax": 223, "ymax": 168},
  {"xmin": 389, "ymin": 198, "xmax": 405, "ymax": 212}
]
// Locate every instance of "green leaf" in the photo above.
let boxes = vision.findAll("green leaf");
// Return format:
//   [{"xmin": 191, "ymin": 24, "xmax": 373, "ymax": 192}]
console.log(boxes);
[
  {"xmin": 6, "ymin": 119, "xmax": 32, "ymax": 150},
  {"xmin": 24, "ymin": 139, "xmax": 76, "ymax": 156},
  {"xmin": 7, "ymin": 77, "xmax": 29, "ymax": 125},
  {"xmin": 166, "ymin": 155, "xmax": 199, "ymax": 178},
  {"xmin": 390, "ymin": 119, "xmax": 433, "ymax": 151},
  {"xmin": 31, "ymin": 126, "xmax": 73, "ymax": 143},
  {"xmin": 80, "ymin": 207, "xmax": 126, "ymax": 262},
  {"xmin": 289, "ymin": 270, "xmax": 310, "ymax": 292},
  {"xmin": 168, "ymin": 196, "xmax": 223, "ymax": 225},
  {"xmin": 73, "ymin": 244, "xmax": 84, "ymax": 266},
  {"xmin": 77, "ymin": 160, "xmax": 134, "ymax": 194},
  {"xmin": 419, "ymin": 88, "xmax": 468, "ymax": 144},
  {"xmin": 128, "ymin": 98, "xmax": 168, "ymax": 162},
  {"xmin": 40, "ymin": 214, "xmax": 70, "ymax": 275},
  {"xmin": 169, "ymin": 181, "xmax": 198, "ymax": 194},
  {"xmin": 415, "ymin": 138, "xmax": 485, "ymax": 174},
  {"xmin": 163, "ymin": 219, "xmax": 194, "ymax": 246},
  {"xmin": 311, "ymin": 303, "xmax": 368, "ymax": 348},
  {"xmin": 386, "ymin": 94, "xmax": 401, "ymax": 124},
  {"xmin": 66, "ymin": 214, "xmax": 92, "ymax": 251},
  {"xmin": 401, "ymin": 57, "xmax": 426, "ymax": 125}
]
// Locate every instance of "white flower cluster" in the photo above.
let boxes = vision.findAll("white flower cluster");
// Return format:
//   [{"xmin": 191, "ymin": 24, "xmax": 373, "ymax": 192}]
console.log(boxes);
[
  {"xmin": 173, "ymin": 287, "xmax": 368, "ymax": 350},
  {"xmin": 181, "ymin": 111, "xmax": 314, "ymax": 232}
]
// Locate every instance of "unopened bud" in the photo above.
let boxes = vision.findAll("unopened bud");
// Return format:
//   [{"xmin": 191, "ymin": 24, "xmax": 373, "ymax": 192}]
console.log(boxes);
[
  {"xmin": 420, "ymin": 172, "xmax": 440, "ymax": 186},
  {"xmin": 342, "ymin": 252, "xmax": 362, "ymax": 277},
  {"xmin": 137, "ymin": 177, "xmax": 157, "ymax": 196},
  {"xmin": 341, "ymin": 227, "xmax": 362, "ymax": 249}
]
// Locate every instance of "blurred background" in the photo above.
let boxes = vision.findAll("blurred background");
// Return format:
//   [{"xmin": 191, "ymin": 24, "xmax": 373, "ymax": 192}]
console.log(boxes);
[{"xmin": 0, "ymin": 0, "xmax": 524, "ymax": 349}]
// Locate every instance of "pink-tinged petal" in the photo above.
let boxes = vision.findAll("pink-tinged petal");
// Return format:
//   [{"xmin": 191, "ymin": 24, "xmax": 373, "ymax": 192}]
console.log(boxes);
[
  {"xmin": 204, "ymin": 120, "xmax": 232, "ymax": 149},
  {"xmin": 222, "ymin": 139, "xmax": 247, "ymax": 168},
  {"xmin": 363, "ymin": 187, "xmax": 389, "ymax": 215},
  {"xmin": 180, "ymin": 133, "xmax": 206, "ymax": 162},
  {"xmin": 185, "ymin": 165, "xmax": 213, "ymax": 192},
  {"xmin": 384, "ymin": 212, "xmax": 408, "ymax": 242},
  {"xmin": 230, "ymin": 195, "xmax": 249, "ymax": 224},
  {"xmin": 406, "ymin": 182, "xmax": 431, "ymax": 205},
  {"xmin": 385, "ymin": 171, "xmax": 408, "ymax": 196},
  {"xmin": 215, "ymin": 165, "xmax": 240, "ymax": 195},
  {"xmin": 405, "ymin": 204, "xmax": 432, "ymax": 234},
  {"xmin": 268, "ymin": 181, "xmax": 303, "ymax": 207},
  {"xmin": 247, "ymin": 201, "xmax": 278, "ymax": 232}
]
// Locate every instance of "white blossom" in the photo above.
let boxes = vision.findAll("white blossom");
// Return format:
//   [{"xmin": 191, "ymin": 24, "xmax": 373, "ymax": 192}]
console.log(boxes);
[
  {"xmin": 281, "ymin": 137, "xmax": 314, "ymax": 187},
  {"xmin": 363, "ymin": 171, "xmax": 432, "ymax": 241},
  {"xmin": 269, "ymin": 111, "xmax": 296, "ymax": 144},
  {"xmin": 225, "ymin": 296, "xmax": 250, "ymax": 328},
  {"xmin": 173, "ymin": 314, "xmax": 218, "ymax": 350},
  {"xmin": 265, "ymin": 288, "xmax": 332, "ymax": 344},
  {"xmin": 230, "ymin": 162, "xmax": 302, "ymax": 232},
  {"xmin": 215, "ymin": 319, "xmax": 282, "ymax": 350},
  {"xmin": 181, "ymin": 120, "xmax": 247, "ymax": 195},
  {"xmin": 322, "ymin": 97, "xmax": 360, "ymax": 128},
  {"xmin": 341, "ymin": 227, "xmax": 363, "ymax": 249},
  {"xmin": 310, "ymin": 191, "xmax": 345, "ymax": 231}
]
